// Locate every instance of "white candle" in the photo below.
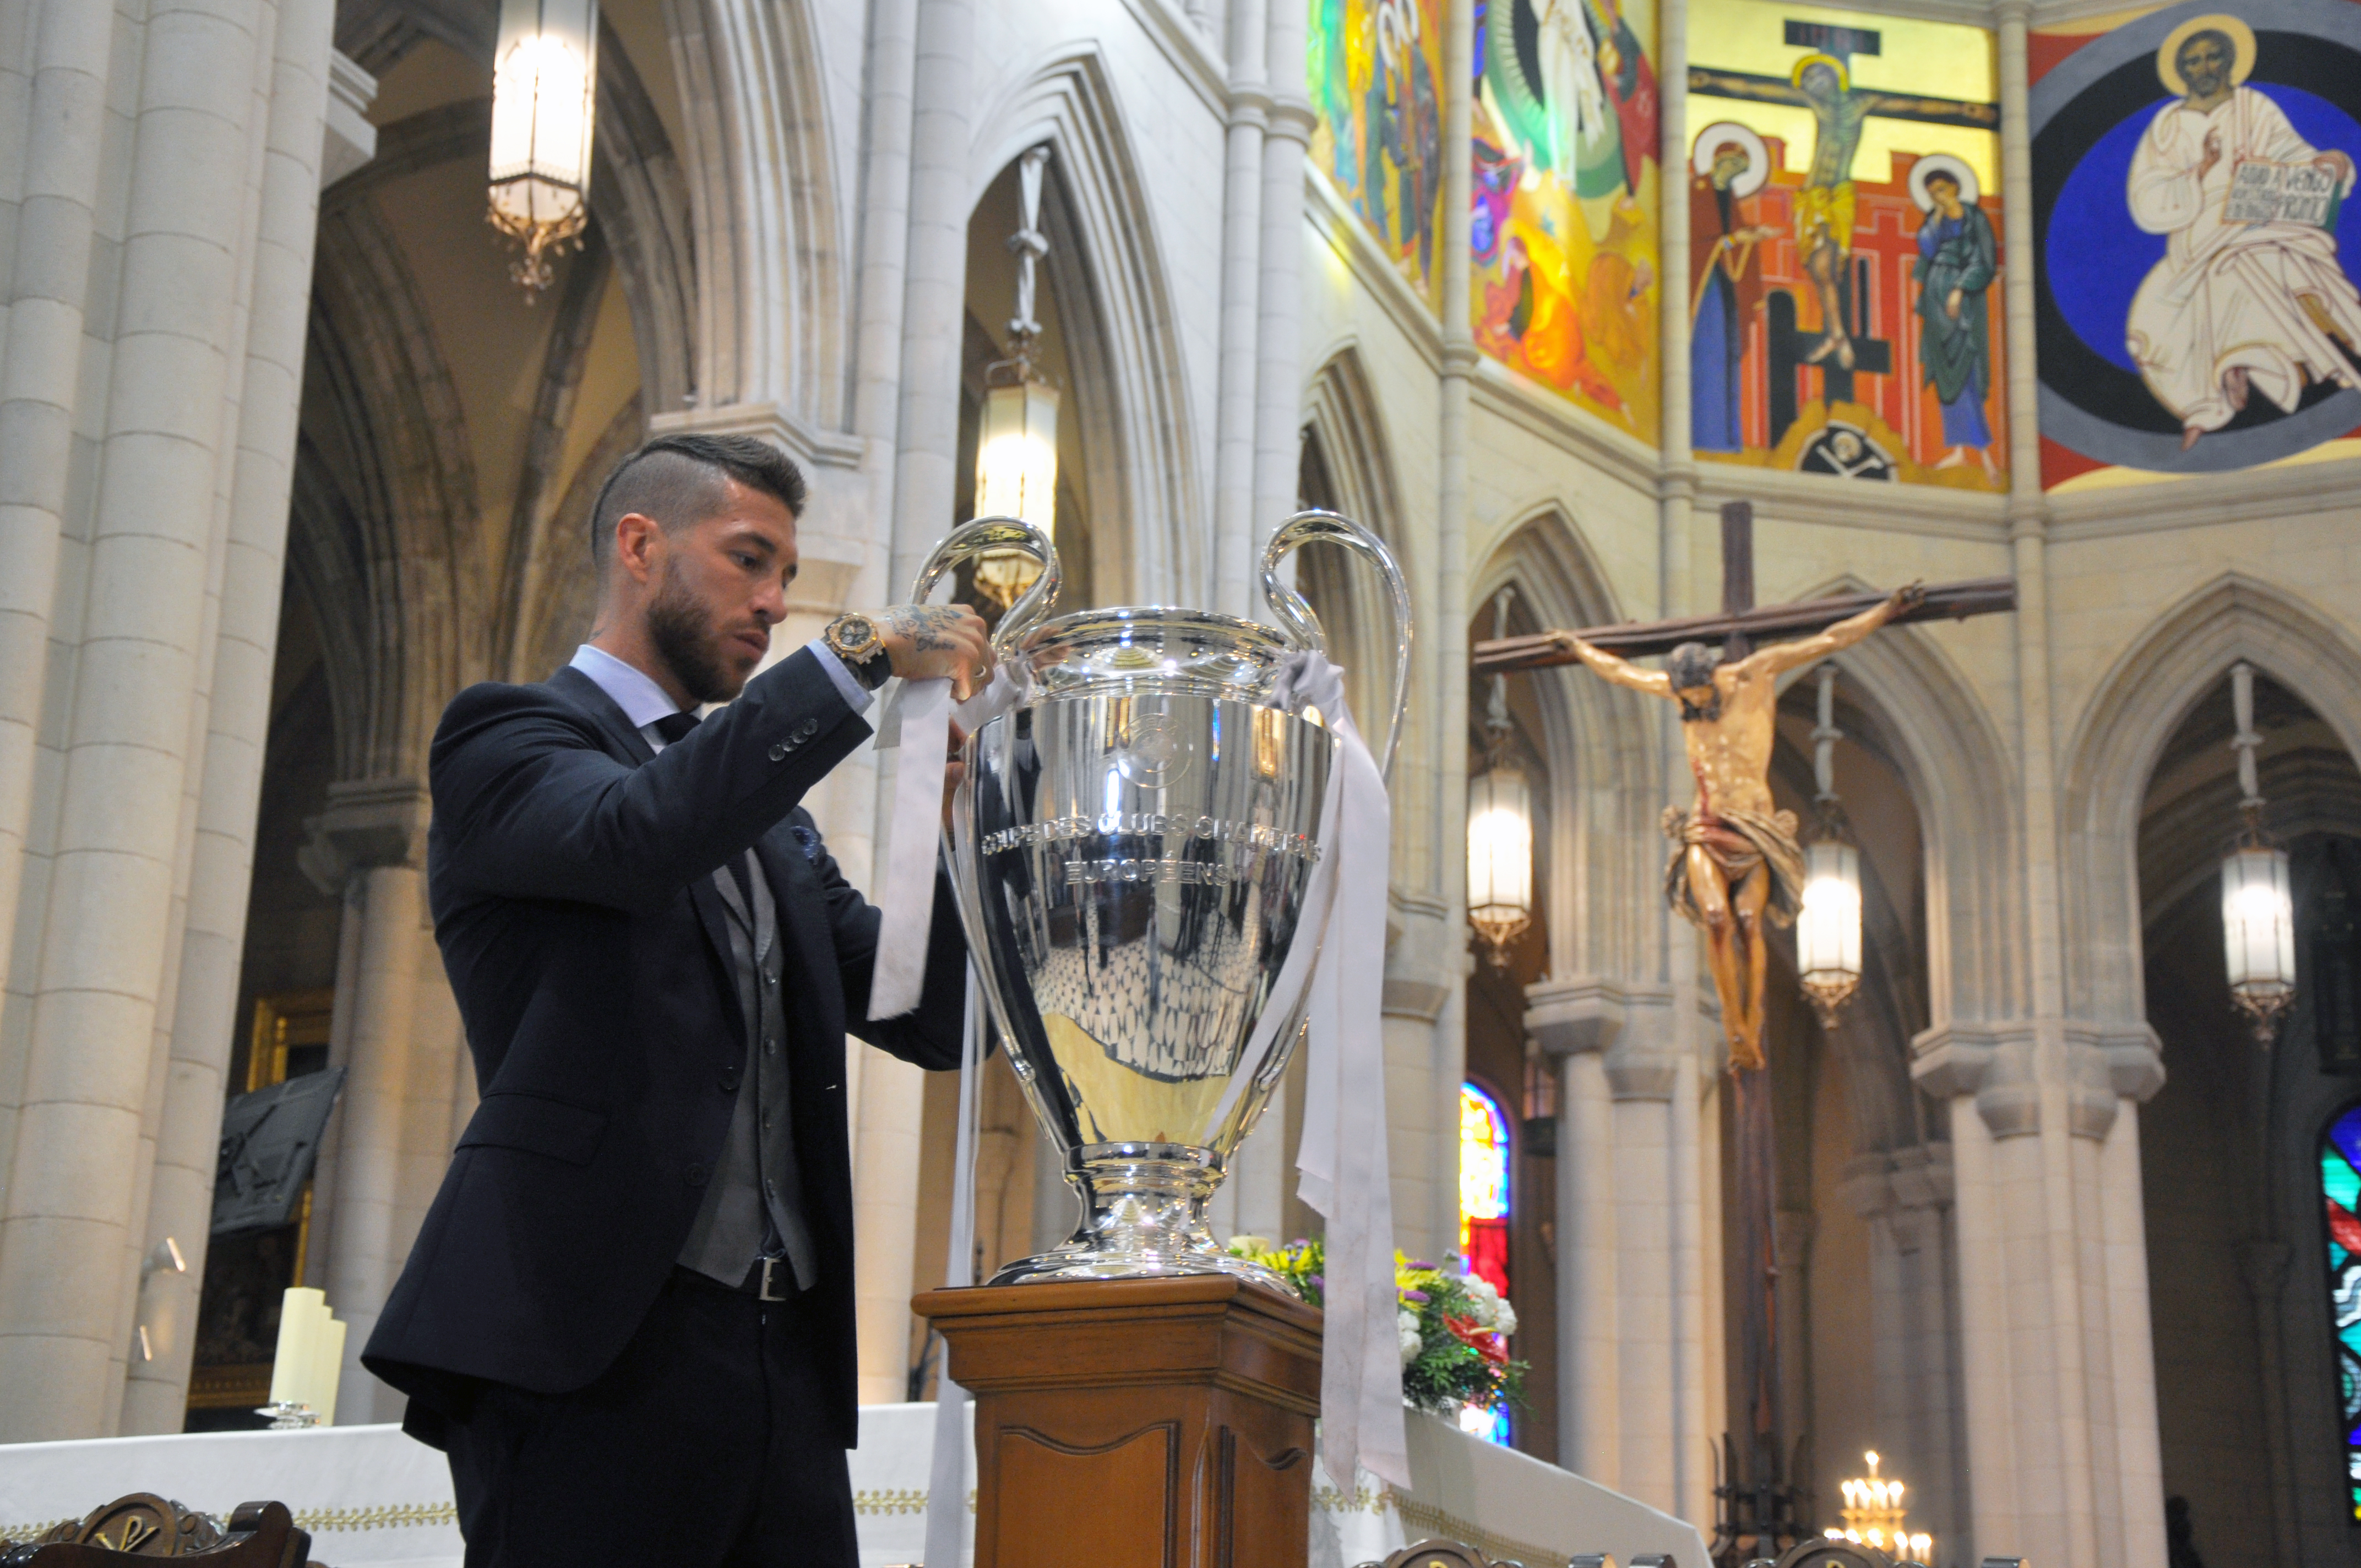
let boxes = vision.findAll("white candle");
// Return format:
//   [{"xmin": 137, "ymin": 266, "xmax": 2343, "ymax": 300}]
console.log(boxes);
[{"xmin": 268, "ymin": 1288, "xmax": 324, "ymax": 1408}]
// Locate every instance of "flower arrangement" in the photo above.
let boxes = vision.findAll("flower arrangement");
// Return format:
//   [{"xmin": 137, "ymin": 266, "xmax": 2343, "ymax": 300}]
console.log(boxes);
[{"xmin": 1225, "ymin": 1236, "xmax": 1526, "ymax": 1422}]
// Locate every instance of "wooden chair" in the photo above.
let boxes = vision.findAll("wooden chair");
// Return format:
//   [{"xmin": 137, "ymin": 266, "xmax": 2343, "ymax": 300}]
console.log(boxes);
[{"xmin": 1, "ymin": 1498, "xmax": 314, "ymax": 1566}]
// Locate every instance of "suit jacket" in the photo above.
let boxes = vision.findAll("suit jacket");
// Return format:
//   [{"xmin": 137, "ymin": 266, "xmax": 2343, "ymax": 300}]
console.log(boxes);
[{"xmin": 362, "ymin": 649, "xmax": 967, "ymax": 1448}]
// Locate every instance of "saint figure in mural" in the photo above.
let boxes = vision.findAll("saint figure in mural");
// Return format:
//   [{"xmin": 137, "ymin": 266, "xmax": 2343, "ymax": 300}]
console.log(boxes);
[
  {"xmin": 1368, "ymin": 0, "xmax": 1443, "ymax": 287},
  {"xmin": 1482, "ymin": 0, "xmax": 1658, "ymax": 212},
  {"xmin": 1544, "ymin": 584, "xmax": 1923, "ymax": 1069},
  {"xmin": 1910, "ymin": 155, "xmax": 1997, "ymax": 470},
  {"xmin": 1708, "ymin": 54, "xmax": 1978, "ymax": 371},
  {"xmin": 2126, "ymin": 16, "xmax": 2361, "ymax": 450},
  {"xmin": 1690, "ymin": 123, "xmax": 1777, "ymax": 452}
]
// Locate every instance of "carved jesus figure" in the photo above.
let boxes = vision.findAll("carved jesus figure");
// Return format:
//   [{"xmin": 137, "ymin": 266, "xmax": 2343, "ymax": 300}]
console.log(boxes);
[{"xmin": 1549, "ymin": 583, "xmax": 1922, "ymax": 1069}]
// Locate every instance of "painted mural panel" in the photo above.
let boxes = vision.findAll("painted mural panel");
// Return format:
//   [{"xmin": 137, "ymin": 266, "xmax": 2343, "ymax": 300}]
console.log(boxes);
[
  {"xmin": 1310, "ymin": 0, "xmax": 1450, "ymax": 308},
  {"xmin": 2032, "ymin": 0, "xmax": 2361, "ymax": 491},
  {"xmin": 1687, "ymin": 0, "xmax": 2006, "ymax": 489},
  {"xmin": 1471, "ymin": 0, "xmax": 1664, "ymax": 442}
]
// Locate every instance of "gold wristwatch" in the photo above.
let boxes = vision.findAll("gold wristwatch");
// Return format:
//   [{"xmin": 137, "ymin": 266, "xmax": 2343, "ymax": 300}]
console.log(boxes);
[{"xmin": 823, "ymin": 612, "xmax": 894, "ymax": 691}]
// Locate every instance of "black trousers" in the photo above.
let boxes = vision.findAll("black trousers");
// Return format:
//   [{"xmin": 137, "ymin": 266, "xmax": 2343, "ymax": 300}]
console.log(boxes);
[{"xmin": 440, "ymin": 1267, "xmax": 857, "ymax": 1568}]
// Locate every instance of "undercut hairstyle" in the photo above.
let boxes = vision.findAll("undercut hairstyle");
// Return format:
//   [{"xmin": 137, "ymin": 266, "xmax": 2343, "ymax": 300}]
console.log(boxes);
[{"xmin": 587, "ymin": 433, "xmax": 807, "ymax": 571}]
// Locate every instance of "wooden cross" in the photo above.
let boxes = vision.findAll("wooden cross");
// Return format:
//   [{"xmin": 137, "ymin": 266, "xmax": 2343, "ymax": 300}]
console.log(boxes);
[
  {"xmin": 1471, "ymin": 498, "xmax": 2017, "ymax": 1542},
  {"xmin": 1471, "ymin": 500, "xmax": 2016, "ymax": 674}
]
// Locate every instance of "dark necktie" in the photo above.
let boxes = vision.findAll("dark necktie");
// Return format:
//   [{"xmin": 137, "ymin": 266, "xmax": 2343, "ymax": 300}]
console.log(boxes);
[{"xmin": 650, "ymin": 709, "xmax": 757, "ymax": 913}]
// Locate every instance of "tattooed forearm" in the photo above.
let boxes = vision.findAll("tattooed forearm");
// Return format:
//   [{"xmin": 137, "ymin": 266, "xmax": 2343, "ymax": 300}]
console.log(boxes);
[
  {"xmin": 883, "ymin": 600, "xmax": 972, "ymax": 647},
  {"xmin": 883, "ymin": 603, "xmax": 970, "ymax": 652}
]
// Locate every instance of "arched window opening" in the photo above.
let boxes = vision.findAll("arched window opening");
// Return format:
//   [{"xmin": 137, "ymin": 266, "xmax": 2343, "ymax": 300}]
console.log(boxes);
[
  {"xmin": 2320, "ymin": 1102, "xmax": 2361, "ymax": 1521},
  {"xmin": 1460, "ymin": 1080, "xmax": 1512, "ymax": 1445}
]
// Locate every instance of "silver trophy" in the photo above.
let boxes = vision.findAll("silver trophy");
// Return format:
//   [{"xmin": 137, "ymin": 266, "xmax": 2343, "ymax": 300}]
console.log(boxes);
[{"xmin": 916, "ymin": 512, "xmax": 1411, "ymax": 1293}]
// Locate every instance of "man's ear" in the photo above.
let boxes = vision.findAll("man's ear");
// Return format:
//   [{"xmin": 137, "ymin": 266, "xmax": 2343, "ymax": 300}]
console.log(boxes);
[{"xmin": 610, "ymin": 511, "xmax": 666, "ymax": 586}]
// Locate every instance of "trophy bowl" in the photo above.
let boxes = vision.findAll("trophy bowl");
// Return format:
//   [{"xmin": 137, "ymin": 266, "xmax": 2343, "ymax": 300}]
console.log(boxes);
[{"xmin": 918, "ymin": 514, "xmax": 1410, "ymax": 1292}]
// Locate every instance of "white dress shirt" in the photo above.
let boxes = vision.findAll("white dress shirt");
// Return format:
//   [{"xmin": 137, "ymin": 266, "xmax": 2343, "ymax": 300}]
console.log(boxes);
[{"xmin": 569, "ymin": 638, "xmax": 871, "ymax": 751}]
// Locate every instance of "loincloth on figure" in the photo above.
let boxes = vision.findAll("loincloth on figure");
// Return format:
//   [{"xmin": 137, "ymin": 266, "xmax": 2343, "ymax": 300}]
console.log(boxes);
[
  {"xmin": 1793, "ymin": 181, "xmax": 1856, "ymax": 254},
  {"xmin": 1659, "ymin": 804, "xmax": 1803, "ymax": 929}
]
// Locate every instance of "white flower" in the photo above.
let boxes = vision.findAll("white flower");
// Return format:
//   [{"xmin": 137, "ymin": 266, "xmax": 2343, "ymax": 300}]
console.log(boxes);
[
  {"xmin": 1461, "ymin": 1273, "xmax": 1502, "ymax": 1328},
  {"xmin": 1399, "ymin": 1309, "xmax": 1424, "ymax": 1365},
  {"xmin": 1493, "ymin": 1298, "xmax": 1519, "ymax": 1338}
]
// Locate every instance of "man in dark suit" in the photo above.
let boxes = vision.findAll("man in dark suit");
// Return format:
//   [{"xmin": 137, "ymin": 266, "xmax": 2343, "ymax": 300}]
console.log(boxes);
[{"xmin": 362, "ymin": 433, "xmax": 991, "ymax": 1568}]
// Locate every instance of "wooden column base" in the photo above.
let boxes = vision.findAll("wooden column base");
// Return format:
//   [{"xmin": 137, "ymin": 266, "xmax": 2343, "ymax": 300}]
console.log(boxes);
[{"xmin": 914, "ymin": 1276, "xmax": 1323, "ymax": 1568}]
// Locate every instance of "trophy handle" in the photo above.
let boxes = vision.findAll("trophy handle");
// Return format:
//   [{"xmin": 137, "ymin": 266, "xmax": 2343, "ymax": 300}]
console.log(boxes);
[
  {"xmin": 907, "ymin": 515, "xmax": 1062, "ymax": 658},
  {"xmin": 1260, "ymin": 509, "xmax": 1413, "ymax": 778}
]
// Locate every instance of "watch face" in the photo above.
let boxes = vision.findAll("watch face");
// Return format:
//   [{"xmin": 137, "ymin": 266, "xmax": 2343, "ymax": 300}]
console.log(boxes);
[{"xmin": 835, "ymin": 615, "xmax": 876, "ymax": 653}]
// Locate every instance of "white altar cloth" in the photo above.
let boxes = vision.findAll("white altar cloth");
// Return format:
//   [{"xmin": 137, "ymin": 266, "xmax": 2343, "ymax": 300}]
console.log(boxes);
[{"xmin": 0, "ymin": 1406, "xmax": 1706, "ymax": 1568}]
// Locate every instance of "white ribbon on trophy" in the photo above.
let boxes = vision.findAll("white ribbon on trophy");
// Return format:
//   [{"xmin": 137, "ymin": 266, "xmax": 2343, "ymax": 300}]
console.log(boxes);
[
  {"xmin": 1200, "ymin": 647, "xmax": 1405, "ymax": 1487},
  {"xmin": 867, "ymin": 664, "xmax": 1029, "ymax": 1019},
  {"xmin": 1268, "ymin": 651, "xmax": 1409, "ymax": 1489},
  {"xmin": 921, "ymin": 970, "xmax": 987, "ymax": 1568}
]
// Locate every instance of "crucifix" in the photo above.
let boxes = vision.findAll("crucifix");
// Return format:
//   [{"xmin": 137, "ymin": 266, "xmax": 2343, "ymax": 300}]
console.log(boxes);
[
  {"xmin": 1473, "ymin": 500, "xmax": 2014, "ymax": 1561},
  {"xmin": 1473, "ymin": 499, "xmax": 2014, "ymax": 1071}
]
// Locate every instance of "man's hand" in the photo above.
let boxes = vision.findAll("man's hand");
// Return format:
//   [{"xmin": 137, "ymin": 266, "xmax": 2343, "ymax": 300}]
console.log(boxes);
[
  {"xmin": 1887, "ymin": 580, "xmax": 1927, "ymax": 616},
  {"xmin": 943, "ymin": 720, "xmax": 969, "ymax": 829},
  {"xmin": 873, "ymin": 603, "xmax": 993, "ymax": 699}
]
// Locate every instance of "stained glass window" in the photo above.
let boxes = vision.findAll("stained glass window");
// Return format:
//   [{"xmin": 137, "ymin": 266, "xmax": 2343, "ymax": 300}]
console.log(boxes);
[
  {"xmin": 2322, "ymin": 1103, "xmax": 2361, "ymax": 1521},
  {"xmin": 1459, "ymin": 1081, "xmax": 1512, "ymax": 1446}
]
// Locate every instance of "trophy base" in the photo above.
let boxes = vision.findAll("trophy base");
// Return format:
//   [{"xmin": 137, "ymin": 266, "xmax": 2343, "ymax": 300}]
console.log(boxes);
[{"xmin": 984, "ymin": 1141, "xmax": 1302, "ymax": 1300}]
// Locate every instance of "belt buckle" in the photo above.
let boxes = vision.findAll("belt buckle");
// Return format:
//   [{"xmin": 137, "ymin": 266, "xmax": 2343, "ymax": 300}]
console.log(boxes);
[{"xmin": 758, "ymin": 1256, "xmax": 789, "ymax": 1302}]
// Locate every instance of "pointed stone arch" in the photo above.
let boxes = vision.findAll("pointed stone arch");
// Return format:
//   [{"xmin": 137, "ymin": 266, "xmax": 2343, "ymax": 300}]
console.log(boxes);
[
  {"xmin": 666, "ymin": 0, "xmax": 843, "ymax": 429},
  {"xmin": 1776, "ymin": 574, "xmax": 2023, "ymax": 1031},
  {"xmin": 2060, "ymin": 574, "xmax": 2361, "ymax": 1023},
  {"xmin": 1471, "ymin": 506, "xmax": 1661, "ymax": 986},
  {"xmin": 966, "ymin": 45, "xmax": 1200, "ymax": 603},
  {"xmin": 1298, "ymin": 342, "xmax": 1410, "ymax": 729}
]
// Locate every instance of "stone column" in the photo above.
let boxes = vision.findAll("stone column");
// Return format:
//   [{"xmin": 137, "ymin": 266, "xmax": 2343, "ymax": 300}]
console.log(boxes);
[
  {"xmin": 857, "ymin": 0, "xmax": 972, "ymax": 1406},
  {"xmin": 887, "ymin": 0, "xmax": 973, "ymax": 597},
  {"xmin": 300, "ymin": 778, "xmax": 432, "ymax": 1425},
  {"xmin": 854, "ymin": 1053, "xmax": 927, "ymax": 1403},
  {"xmin": 1210, "ymin": 0, "xmax": 1266, "ymax": 619},
  {"xmin": 1247, "ymin": 0, "xmax": 1312, "ymax": 570},
  {"xmin": 1530, "ymin": 978, "xmax": 1626, "ymax": 1487},
  {"xmin": 1845, "ymin": 1145, "xmax": 1966, "ymax": 1555},
  {"xmin": 0, "ymin": 0, "xmax": 275, "ymax": 1442},
  {"xmin": 1428, "ymin": 0, "xmax": 1477, "ymax": 1270},
  {"xmin": 1609, "ymin": 1044, "xmax": 1679, "ymax": 1513},
  {"xmin": 1916, "ymin": 1025, "xmax": 2166, "ymax": 1568},
  {"xmin": 0, "ymin": 0, "xmax": 116, "ymax": 1043}
]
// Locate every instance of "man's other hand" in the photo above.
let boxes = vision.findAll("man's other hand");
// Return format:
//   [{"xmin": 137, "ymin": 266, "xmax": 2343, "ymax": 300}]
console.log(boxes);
[{"xmin": 874, "ymin": 603, "xmax": 993, "ymax": 699}]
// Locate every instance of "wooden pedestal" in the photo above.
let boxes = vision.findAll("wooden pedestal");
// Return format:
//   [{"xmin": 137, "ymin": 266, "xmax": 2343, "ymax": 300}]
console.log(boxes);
[{"xmin": 913, "ymin": 1275, "xmax": 1323, "ymax": 1568}]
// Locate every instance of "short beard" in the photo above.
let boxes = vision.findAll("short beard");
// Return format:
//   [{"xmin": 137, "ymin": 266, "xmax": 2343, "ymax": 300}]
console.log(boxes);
[
  {"xmin": 645, "ymin": 558, "xmax": 739, "ymax": 705},
  {"xmin": 1678, "ymin": 690, "xmax": 1723, "ymax": 724}
]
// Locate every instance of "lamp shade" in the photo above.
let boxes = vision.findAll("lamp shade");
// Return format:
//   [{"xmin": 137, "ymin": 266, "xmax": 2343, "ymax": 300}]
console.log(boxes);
[
  {"xmin": 1797, "ymin": 837, "xmax": 1862, "ymax": 1026},
  {"xmin": 489, "ymin": 0, "xmax": 598, "ymax": 295},
  {"xmin": 2223, "ymin": 841, "xmax": 2296, "ymax": 1035},
  {"xmin": 975, "ymin": 379, "xmax": 1059, "ymax": 526},
  {"xmin": 1467, "ymin": 760, "xmax": 1533, "ymax": 962}
]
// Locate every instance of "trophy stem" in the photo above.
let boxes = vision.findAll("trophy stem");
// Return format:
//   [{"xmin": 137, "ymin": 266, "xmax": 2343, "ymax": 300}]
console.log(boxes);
[{"xmin": 988, "ymin": 1142, "xmax": 1298, "ymax": 1298}]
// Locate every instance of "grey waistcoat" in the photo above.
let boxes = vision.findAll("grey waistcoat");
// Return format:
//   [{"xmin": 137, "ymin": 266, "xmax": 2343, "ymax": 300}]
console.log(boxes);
[{"xmin": 676, "ymin": 848, "xmax": 819, "ymax": 1290}]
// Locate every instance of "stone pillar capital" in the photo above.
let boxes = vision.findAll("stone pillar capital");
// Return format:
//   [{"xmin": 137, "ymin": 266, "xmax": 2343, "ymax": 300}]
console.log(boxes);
[
  {"xmin": 1525, "ymin": 976, "xmax": 1663, "ymax": 1058},
  {"xmin": 2064, "ymin": 1019, "xmax": 2166, "ymax": 1103},
  {"xmin": 1382, "ymin": 895, "xmax": 1456, "ymax": 1020},
  {"xmin": 1842, "ymin": 1144, "xmax": 1956, "ymax": 1219},
  {"xmin": 298, "ymin": 778, "xmax": 429, "ymax": 895},
  {"xmin": 1911, "ymin": 1021, "xmax": 2041, "ymax": 1137}
]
